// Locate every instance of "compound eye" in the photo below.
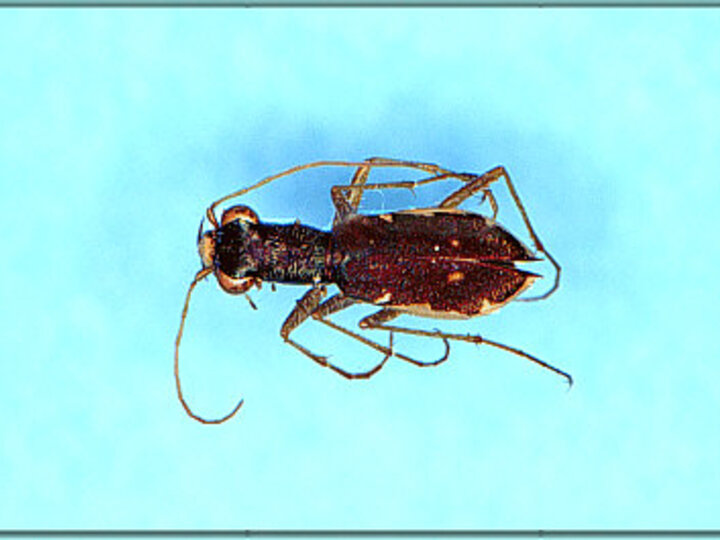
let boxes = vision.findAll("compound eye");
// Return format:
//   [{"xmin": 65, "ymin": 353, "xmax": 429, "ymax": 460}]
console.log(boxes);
[
  {"xmin": 216, "ymin": 273, "xmax": 259, "ymax": 295},
  {"xmin": 221, "ymin": 205, "xmax": 259, "ymax": 226}
]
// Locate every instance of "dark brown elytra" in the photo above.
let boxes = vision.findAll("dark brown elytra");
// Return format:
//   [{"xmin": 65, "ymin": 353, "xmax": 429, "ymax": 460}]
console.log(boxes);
[{"xmin": 175, "ymin": 157, "xmax": 570, "ymax": 424}]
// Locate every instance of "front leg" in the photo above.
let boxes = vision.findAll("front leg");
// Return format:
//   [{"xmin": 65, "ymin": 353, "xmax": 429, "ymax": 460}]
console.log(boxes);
[
  {"xmin": 281, "ymin": 289, "xmax": 393, "ymax": 379},
  {"xmin": 280, "ymin": 285, "xmax": 328, "ymax": 365}
]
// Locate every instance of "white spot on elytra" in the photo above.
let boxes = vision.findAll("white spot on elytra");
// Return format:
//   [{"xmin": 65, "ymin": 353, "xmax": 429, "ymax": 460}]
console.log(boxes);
[{"xmin": 374, "ymin": 292, "xmax": 393, "ymax": 304}]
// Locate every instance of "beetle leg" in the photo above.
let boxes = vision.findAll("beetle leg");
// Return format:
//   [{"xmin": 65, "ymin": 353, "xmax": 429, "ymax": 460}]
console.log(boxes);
[
  {"xmin": 207, "ymin": 158, "xmax": 455, "ymax": 228},
  {"xmin": 345, "ymin": 163, "xmax": 371, "ymax": 216},
  {"xmin": 311, "ymin": 292, "xmax": 358, "ymax": 318},
  {"xmin": 359, "ymin": 321, "xmax": 572, "ymax": 386},
  {"xmin": 332, "ymin": 157, "xmax": 465, "ymax": 224},
  {"xmin": 280, "ymin": 286, "xmax": 328, "ymax": 363},
  {"xmin": 358, "ymin": 156, "xmax": 456, "ymax": 176},
  {"xmin": 436, "ymin": 167, "xmax": 502, "ymax": 209},
  {"xmin": 280, "ymin": 289, "xmax": 393, "ymax": 380},
  {"xmin": 331, "ymin": 160, "xmax": 485, "ymax": 219},
  {"xmin": 310, "ymin": 293, "xmax": 395, "ymax": 379},
  {"xmin": 331, "ymin": 164, "xmax": 371, "ymax": 225},
  {"xmin": 359, "ymin": 309, "xmax": 451, "ymax": 367},
  {"xmin": 331, "ymin": 157, "xmax": 438, "ymax": 223},
  {"xmin": 478, "ymin": 188, "xmax": 499, "ymax": 222}
]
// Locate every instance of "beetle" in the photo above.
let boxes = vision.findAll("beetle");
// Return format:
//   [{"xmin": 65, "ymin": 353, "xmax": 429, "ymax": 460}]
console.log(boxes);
[{"xmin": 175, "ymin": 157, "xmax": 570, "ymax": 424}]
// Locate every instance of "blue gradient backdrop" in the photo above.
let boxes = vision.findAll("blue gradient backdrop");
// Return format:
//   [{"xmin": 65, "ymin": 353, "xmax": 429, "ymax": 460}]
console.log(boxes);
[{"xmin": 1, "ymin": 9, "xmax": 719, "ymax": 530}]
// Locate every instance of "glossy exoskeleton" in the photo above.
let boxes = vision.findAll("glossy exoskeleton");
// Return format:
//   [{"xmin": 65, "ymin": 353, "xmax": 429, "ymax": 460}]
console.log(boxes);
[{"xmin": 175, "ymin": 158, "xmax": 569, "ymax": 424}]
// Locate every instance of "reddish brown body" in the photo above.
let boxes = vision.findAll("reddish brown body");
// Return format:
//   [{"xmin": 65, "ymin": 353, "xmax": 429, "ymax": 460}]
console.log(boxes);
[
  {"xmin": 175, "ymin": 159, "xmax": 569, "ymax": 425},
  {"xmin": 202, "ymin": 208, "xmax": 538, "ymax": 321},
  {"xmin": 333, "ymin": 209, "xmax": 538, "ymax": 318}
]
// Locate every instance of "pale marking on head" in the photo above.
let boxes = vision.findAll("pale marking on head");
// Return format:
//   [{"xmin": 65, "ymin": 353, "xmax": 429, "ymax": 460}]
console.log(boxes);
[{"xmin": 198, "ymin": 232, "xmax": 216, "ymax": 270}]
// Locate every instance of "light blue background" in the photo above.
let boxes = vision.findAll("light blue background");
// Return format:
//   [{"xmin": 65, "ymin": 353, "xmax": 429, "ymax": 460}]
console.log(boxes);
[{"xmin": 2, "ymin": 8, "xmax": 719, "ymax": 530}]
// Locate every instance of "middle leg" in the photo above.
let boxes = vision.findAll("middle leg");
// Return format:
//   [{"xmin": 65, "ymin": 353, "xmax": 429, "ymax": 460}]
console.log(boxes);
[
  {"xmin": 280, "ymin": 288, "xmax": 394, "ymax": 380},
  {"xmin": 359, "ymin": 309, "xmax": 451, "ymax": 368},
  {"xmin": 331, "ymin": 167, "xmax": 499, "ymax": 224}
]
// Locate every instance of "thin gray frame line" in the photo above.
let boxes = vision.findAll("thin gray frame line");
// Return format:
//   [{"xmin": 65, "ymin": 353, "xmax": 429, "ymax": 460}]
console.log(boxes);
[
  {"xmin": 2, "ymin": 1, "xmax": 720, "ymax": 6},
  {"xmin": 2, "ymin": 530, "xmax": 720, "ymax": 537}
]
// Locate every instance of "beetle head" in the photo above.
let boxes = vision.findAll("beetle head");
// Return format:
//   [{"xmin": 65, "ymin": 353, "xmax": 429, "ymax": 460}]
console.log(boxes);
[{"xmin": 197, "ymin": 205, "xmax": 262, "ymax": 295}]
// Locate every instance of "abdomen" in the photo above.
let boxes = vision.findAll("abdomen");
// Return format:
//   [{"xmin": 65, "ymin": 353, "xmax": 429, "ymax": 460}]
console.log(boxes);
[{"xmin": 332, "ymin": 209, "xmax": 539, "ymax": 318}]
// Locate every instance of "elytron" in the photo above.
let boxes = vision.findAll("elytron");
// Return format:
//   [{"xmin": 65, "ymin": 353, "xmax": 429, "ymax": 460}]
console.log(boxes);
[{"xmin": 175, "ymin": 157, "xmax": 570, "ymax": 424}]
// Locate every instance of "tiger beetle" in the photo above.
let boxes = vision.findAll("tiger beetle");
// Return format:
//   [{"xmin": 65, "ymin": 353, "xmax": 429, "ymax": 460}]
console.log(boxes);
[{"xmin": 175, "ymin": 157, "xmax": 570, "ymax": 424}]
